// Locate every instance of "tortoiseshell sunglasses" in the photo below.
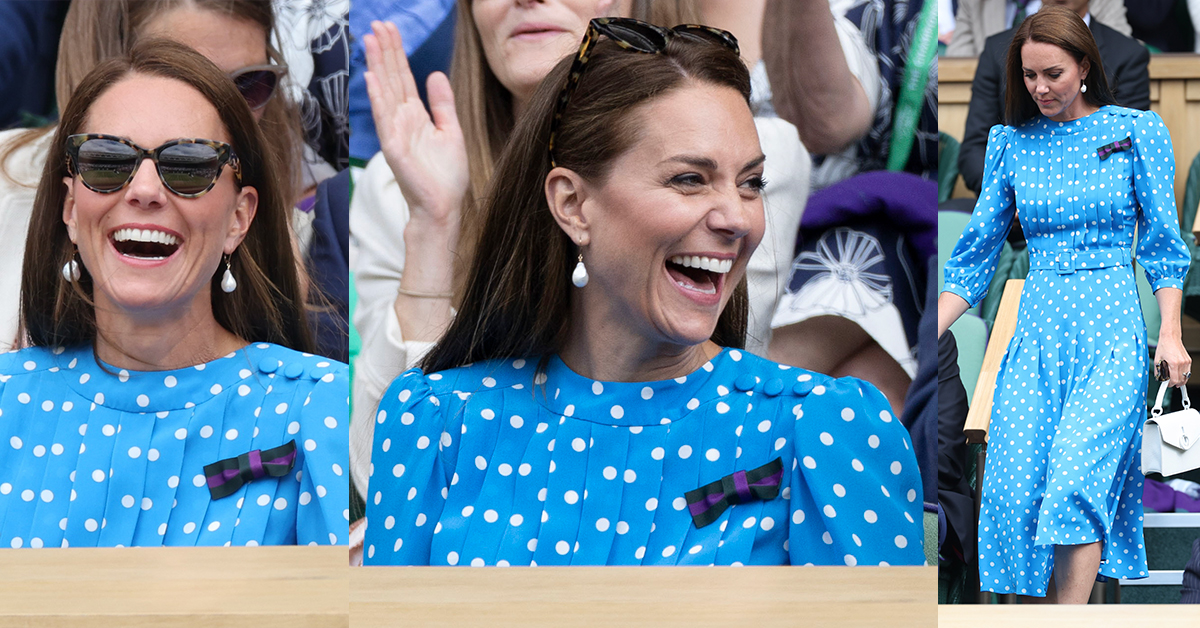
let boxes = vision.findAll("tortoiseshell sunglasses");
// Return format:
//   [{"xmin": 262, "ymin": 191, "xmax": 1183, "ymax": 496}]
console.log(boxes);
[
  {"xmin": 65, "ymin": 134, "xmax": 242, "ymax": 198},
  {"xmin": 548, "ymin": 17, "xmax": 740, "ymax": 168}
]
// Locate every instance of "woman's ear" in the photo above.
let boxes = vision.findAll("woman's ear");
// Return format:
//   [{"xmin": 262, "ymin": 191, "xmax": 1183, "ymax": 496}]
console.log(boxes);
[
  {"xmin": 545, "ymin": 166, "xmax": 591, "ymax": 246},
  {"xmin": 224, "ymin": 185, "xmax": 259, "ymax": 254},
  {"xmin": 1080, "ymin": 57, "xmax": 1091, "ymax": 82},
  {"xmin": 62, "ymin": 177, "xmax": 78, "ymax": 243}
]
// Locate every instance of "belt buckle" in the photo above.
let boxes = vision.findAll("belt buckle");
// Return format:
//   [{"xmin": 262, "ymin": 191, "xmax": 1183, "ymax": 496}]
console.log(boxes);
[{"xmin": 1054, "ymin": 250, "xmax": 1076, "ymax": 274}]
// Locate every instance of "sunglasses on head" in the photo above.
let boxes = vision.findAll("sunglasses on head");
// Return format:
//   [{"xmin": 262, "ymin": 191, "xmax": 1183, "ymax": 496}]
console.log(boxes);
[
  {"xmin": 229, "ymin": 63, "xmax": 287, "ymax": 111},
  {"xmin": 548, "ymin": 18, "xmax": 740, "ymax": 168},
  {"xmin": 65, "ymin": 134, "xmax": 242, "ymax": 198}
]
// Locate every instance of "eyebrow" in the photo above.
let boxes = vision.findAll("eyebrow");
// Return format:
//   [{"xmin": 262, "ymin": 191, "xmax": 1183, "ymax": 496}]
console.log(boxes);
[
  {"xmin": 663, "ymin": 154, "xmax": 767, "ymax": 172},
  {"xmin": 1022, "ymin": 65, "xmax": 1064, "ymax": 72}
]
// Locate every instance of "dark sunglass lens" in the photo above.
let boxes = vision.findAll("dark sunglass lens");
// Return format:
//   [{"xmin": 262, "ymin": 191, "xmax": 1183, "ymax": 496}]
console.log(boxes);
[
  {"xmin": 234, "ymin": 70, "xmax": 278, "ymax": 110},
  {"xmin": 76, "ymin": 139, "xmax": 137, "ymax": 191},
  {"xmin": 158, "ymin": 143, "xmax": 222, "ymax": 195}
]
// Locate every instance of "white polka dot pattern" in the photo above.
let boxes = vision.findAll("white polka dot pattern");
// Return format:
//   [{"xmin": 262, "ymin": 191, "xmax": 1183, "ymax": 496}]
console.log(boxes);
[
  {"xmin": 942, "ymin": 108, "xmax": 1182, "ymax": 595},
  {"xmin": 0, "ymin": 343, "xmax": 348, "ymax": 548},
  {"xmin": 362, "ymin": 348, "xmax": 923, "ymax": 566}
]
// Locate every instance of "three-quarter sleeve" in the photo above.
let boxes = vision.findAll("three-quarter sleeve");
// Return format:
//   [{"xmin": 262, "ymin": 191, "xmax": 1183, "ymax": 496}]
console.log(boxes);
[
  {"xmin": 942, "ymin": 125, "xmax": 1016, "ymax": 308},
  {"xmin": 362, "ymin": 369, "xmax": 453, "ymax": 565},
  {"xmin": 296, "ymin": 364, "xmax": 351, "ymax": 546},
  {"xmin": 787, "ymin": 377, "xmax": 924, "ymax": 566},
  {"xmin": 1132, "ymin": 110, "xmax": 1190, "ymax": 292}
]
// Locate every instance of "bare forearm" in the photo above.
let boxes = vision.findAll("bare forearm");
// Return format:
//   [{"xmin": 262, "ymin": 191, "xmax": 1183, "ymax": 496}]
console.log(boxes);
[
  {"xmin": 1155, "ymin": 287, "xmax": 1183, "ymax": 341},
  {"xmin": 762, "ymin": 0, "xmax": 873, "ymax": 154},
  {"xmin": 394, "ymin": 214, "xmax": 460, "ymax": 343},
  {"xmin": 938, "ymin": 292, "xmax": 971, "ymax": 339}
]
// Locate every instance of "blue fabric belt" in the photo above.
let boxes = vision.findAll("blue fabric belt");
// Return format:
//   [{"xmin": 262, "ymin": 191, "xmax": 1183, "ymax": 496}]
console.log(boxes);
[{"xmin": 1028, "ymin": 247, "xmax": 1133, "ymax": 274}]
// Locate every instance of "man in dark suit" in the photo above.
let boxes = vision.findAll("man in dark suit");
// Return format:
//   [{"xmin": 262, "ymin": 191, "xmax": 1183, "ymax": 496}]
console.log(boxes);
[{"xmin": 956, "ymin": 0, "xmax": 1150, "ymax": 194}]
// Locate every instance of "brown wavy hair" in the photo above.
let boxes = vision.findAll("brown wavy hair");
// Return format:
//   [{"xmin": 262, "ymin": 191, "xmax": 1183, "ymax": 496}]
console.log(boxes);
[
  {"xmin": 421, "ymin": 32, "xmax": 752, "ymax": 374},
  {"xmin": 447, "ymin": 0, "xmax": 702, "ymax": 298},
  {"xmin": 20, "ymin": 39, "xmax": 313, "ymax": 353},
  {"xmin": 2, "ymin": 0, "xmax": 302, "ymax": 199},
  {"xmin": 1004, "ymin": 5, "xmax": 1118, "ymax": 125}
]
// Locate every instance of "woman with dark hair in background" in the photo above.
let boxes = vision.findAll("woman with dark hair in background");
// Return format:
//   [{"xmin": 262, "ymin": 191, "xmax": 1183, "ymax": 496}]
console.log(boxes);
[
  {"xmin": 363, "ymin": 19, "xmax": 921, "ymax": 566},
  {"xmin": 939, "ymin": 6, "xmax": 1189, "ymax": 603},
  {"xmin": 0, "ymin": 40, "xmax": 347, "ymax": 549}
]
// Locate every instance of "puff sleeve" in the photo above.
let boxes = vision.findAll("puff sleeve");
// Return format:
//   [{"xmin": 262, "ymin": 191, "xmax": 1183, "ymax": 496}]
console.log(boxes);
[
  {"xmin": 362, "ymin": 368, "xmax": 456, "ymax": 565},
  {"xmin": 1132, "ymin": 111, "xmax": 1190, "ymax": 292},
  {"xmin": 787, "ymin": 377, "xmax": 924, "ymax": 566},
  {"xmin": 942, "ymin": 125, "xmax": 1017, "ymax": 307},
  {"xmin": 296, "ymin": 363, "xmax": 351, "ymax": 546}
]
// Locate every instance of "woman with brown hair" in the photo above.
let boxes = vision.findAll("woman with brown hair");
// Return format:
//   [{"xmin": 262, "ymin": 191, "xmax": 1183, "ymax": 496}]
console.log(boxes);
[
  {"xmin": 362, "ymin": 18, "xmax": 921, "ymax": 566},
  {"xmin": 0, "ymin": 0, "xmax": 310, "ymax": 352},
  {"xmin": 350, "ymin": 0, "xmax": 810, "ymax": 511},
  {"xmin": 0, "ymin": 40, "xmax": 347, "ymax": 548},
  {"xmin": 938, "ymin": 6, "xmax": 1189, "ymax": 602}
]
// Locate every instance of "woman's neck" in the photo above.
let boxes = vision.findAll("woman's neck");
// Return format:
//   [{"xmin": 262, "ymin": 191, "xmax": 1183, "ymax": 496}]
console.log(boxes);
[
  {"xmin": 92, "ymin": 293, "xmax": 247, "ymax": 371},
  {"xmin": 558, "ymin": 302, "xmax": 721, "ymax": 382}
]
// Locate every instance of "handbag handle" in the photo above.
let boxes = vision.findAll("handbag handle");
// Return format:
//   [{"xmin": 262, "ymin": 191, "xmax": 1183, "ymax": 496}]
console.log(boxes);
[{"xmin": 1152, "ymin": 380, "xmax": 1192, "ymax": 417}]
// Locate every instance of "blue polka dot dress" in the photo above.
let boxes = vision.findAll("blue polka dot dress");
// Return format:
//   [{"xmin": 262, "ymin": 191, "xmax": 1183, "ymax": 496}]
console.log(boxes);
[
  {"xmin": 363, "ymin": 348, "xmax": 924, "ymax": 566},
  {"xmin": 943, "ymin": 107, "xmax": 1190, "ymax": 595},
  {"xmin": 0, "ymin": 343, "xmax": 350, "ymax": 548}
]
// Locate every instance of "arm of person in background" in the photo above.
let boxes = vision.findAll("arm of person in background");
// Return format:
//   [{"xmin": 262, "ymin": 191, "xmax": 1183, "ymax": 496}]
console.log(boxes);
[
  {"xmin": 1092, "ymin": 0, "xmax": 1132, "ymax": 36},
  {"xmin": 761, "ymin": 0, "xmax": 875, "ymax": 156},
  {"xmin": 957, "ymin": 34, "xmax": 1006, "ymax": 195},
  {"xmin": 944, "ymin": 0, "xmax": 978, "ymax": 57},
  {"xmin": 350, "ymin": 21, "xmax": 470, "ymax": 501},
  {"xmin": 362, "ymin": 20, "xmax": 467, "ymax": 344}
]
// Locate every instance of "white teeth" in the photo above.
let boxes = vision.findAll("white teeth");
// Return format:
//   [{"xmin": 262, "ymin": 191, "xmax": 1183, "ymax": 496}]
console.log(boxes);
[
  {"xmin": 112, "ymin": 228, "xmax": 179, "ymax": 246},
  {"xmin": 667, "ymin": 255, "xmax": 733, "ymax": 274}
]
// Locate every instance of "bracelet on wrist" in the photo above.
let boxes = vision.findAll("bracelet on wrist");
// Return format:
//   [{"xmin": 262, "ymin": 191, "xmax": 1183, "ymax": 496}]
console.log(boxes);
[{"xmin": 397, "ymin": 287, "xmax": 454, "ymax": 299}]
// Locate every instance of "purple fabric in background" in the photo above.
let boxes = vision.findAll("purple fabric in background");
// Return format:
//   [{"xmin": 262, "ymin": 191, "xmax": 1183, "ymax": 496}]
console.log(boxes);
[
  {"xmin": 1144, "ymin": 478, "xmax": 1200, "ymax": 513},
  {"xmin": 797, "ymin": 171, "xmax": 937, "ymax": 265}
]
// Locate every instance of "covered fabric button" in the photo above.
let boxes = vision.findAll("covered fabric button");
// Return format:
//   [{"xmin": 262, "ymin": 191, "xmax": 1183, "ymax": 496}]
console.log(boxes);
[
  {"xmin": 284, "ymin": 363, "xmax": 304, "ymax": 379},
  {"xmin": 733, "ymin": 373, "xmax": 757, "ymax": 392},
  {"xmin": 763, "ymin": 379, "xmax": 784, "ymax": 397},
  {"xmin": 792, "ymin": 380, "xmax": 814, "ymax": 395},
  {"xmin": 258, "ymin": 358, "xmax": 279, "ymax": 374},
  {"xmin": 309, "ymin": 367, "xmax": 325, "ymax": 381}
]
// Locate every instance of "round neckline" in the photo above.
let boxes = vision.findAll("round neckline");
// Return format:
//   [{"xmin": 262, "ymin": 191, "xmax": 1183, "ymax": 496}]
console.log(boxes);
[
  {"xmin": 52, "ymin": 343, "xmax": 283, "ymax": 412},
  {"xmin": 1029, "ymin": 105, "xmax": 1114, "ymax": 135},
  {"xmin": 538, "ymin": 347, "xmax": 742, "ymax": 426}
]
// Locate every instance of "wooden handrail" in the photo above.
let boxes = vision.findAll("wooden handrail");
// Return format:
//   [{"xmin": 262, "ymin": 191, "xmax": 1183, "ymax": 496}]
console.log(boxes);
[{"xmin": 964, "ymin": 279, "xmax": 1025, "ymax": 444}]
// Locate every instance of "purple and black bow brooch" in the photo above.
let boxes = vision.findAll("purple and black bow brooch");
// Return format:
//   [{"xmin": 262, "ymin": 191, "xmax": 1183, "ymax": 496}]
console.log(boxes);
[
  {"xmin": 684, "ymin": 458, "xmax": 784, "ymax": 528},
  {"xmin": 203, "ymin": 440, "xmax": 297, "ymax": 500},
  {"xmin": 1097, "ymin": 135, "xmax": 1132, "ymax": 160}
]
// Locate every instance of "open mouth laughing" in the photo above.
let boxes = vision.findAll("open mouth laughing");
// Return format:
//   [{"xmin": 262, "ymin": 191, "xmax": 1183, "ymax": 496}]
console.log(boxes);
[
  {"xmin": 665, "ymin": 254, "xmax": 732, "ymax": 298},
  {"xmin": 110, "ymin": 227, "xmax": 182, "ymax": 261}
]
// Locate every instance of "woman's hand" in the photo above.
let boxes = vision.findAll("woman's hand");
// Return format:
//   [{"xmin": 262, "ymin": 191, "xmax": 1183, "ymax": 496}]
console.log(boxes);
[
  {"xmin": 363, "ymin": 21, "xmax": 469, "ymax": 227},
  {"xmin": 1154, "ymin": 337, "xmax": 1191, "ymax": 388},
  {"xmin": 1154, "ymin": 287, "xmax": 1190, "ymax": 388}
]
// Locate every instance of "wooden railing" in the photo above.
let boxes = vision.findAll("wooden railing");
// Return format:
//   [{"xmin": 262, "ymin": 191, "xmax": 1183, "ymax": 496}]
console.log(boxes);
[
  {"xmin": 352, "ymin": 566, "xmax": 936, "ymax": 627},
  {"xmin": 939, "ymin": 54, "xmax": 1200, "ymax": 220},
  {"xmin": 964, "ymin": 280, "xmax": 1025, "ymax": 444},
  {"xmin": 0, "ymin": 546, "xmax": 348, "ymax": 627}
]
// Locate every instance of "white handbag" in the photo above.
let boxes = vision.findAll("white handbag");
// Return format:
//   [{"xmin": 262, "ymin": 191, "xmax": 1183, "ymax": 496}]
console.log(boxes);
[{"xmin": 1143, "ymin": 382, "xmax": 1200, "ymax": 477}]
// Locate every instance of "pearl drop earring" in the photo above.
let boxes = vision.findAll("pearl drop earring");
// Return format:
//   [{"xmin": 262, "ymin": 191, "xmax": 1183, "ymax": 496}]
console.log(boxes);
[
  {"xmin": 572, "ymin": 252, "xmax": 589, "ymax": 288},
  {"xmin": 1081, "ymin": 82, "xmax": 1087, "ymax": 93},
  {"xmin": 220, "ymin": 254, "xmax": 237, "ymax": 293},
  {"xmin": 62, "ymin": 255, "xmax": 80, "ymax": 283}
]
